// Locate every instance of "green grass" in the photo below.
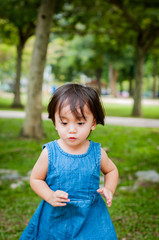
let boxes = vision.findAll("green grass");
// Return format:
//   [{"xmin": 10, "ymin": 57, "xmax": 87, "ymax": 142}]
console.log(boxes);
[
  {"xmin": 0, "ymin": 119, "xmax": 159, "ymax": 239},
  {"xmin": 0, "ymin": 94, "xmax": 49, "ymax": 111},
  {"xmin": 104, "ymin": 103, "xmax": 159, "ymax": 119},
  {"xmin": 0, "ymin": 95, "xmax": 15, "ymax": 109}
]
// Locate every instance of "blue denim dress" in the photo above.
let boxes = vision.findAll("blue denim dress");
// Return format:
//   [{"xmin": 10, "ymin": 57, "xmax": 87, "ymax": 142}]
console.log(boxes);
[{"xmin": 20, "ymin": 140, "xmax": 117, "ymax": 240}]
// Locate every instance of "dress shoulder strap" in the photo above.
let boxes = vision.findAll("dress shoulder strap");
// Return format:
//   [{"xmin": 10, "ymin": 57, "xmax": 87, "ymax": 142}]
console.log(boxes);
[
  {"xmin": 92, "ymin": 141, "xmax": 101, "ymax": 172},
  {"xmin": 42, "ymin": 141, "xmax": 56, "ymax": 175}
]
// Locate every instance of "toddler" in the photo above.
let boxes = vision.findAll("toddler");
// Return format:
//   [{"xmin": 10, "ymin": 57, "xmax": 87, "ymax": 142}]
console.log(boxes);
[{"xmin": 20, "ymin": 83, "xmax": 119, "ymax": 240}]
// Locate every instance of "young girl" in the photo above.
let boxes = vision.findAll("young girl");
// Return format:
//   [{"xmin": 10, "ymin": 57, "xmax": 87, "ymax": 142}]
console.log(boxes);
[{"xmin": 20, "ymin": 83, "xmax": 119, "ymax": 240}]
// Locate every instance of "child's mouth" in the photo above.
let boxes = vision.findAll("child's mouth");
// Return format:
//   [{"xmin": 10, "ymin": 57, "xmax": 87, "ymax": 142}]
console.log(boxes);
[{"xmin": 69, "ymin": 137, "xmax": 76, "ymax": 140}]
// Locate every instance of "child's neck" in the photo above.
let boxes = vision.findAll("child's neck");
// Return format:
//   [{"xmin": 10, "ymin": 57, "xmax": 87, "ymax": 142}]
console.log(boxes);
[{"xmin": 57, "ymin": 139, "xmax": 90, "ymax": 155}]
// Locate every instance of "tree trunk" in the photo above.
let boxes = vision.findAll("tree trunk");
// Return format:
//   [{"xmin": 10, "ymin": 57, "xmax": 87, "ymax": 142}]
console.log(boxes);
[
  {"xmin": 132, "ymin": 47, "xmax": 145, "ymax": 117},
  {"xmin": 96, "ymin": 67, "xmax": 102, "ymax": 95},
  {"xmin": 113, "ymin": 69, "xmax": 118, "ymax": 97},
  {"xmin": 108, "ymin": 63, "xmax": 114, "ymax": 96},
  {"xmin": 21, "ymin": 0, "xmax": 55, "ymax": 138},
  {"xmin": 152, "ymin": 57, "xmax": 158, "ymax": 99},
  {"xmin": 129, "ymin": 65, "xmax": 135, "ymax": 97},
  {"xmin": 119, "ymin": 81, "xmax": 123, "ymax": 94},
  {"xmin": 128, "ymin": 77, "xmax": 134, "ymax": 97},
  {"xmin": 12, "ymin": 40, "xmax": 24, "ymax": 108},
  {"xmin": 108, "ymin": 63, "xmax": 118, "ymax": 97}
]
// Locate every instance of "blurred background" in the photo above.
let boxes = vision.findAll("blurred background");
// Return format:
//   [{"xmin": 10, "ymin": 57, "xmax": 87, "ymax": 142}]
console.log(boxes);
[
  {"xmin": 0, "ymin": 0, "xmax": 159, "ymax": 119},
  {"xmin": 0, "ymin": 1, "xmax": 159, "ymax": 239}
]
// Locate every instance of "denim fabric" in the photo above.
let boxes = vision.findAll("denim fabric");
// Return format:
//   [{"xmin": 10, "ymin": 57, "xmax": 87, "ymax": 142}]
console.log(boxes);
[{"xmin": 20, "ymin": 140, "xmax": 117, "ymax": 240}]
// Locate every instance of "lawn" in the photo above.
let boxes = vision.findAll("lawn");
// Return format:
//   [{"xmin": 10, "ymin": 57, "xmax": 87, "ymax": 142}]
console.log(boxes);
[
  {"xmin": 0, "ymin": 118, "xmax": 159, "ymax": 239},
  {"xmin": 104, "ymin": 102, "xmax": 159, "ymax": 119}
]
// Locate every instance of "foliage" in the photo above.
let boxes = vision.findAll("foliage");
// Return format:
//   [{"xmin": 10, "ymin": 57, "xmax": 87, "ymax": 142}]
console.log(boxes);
[
  {"xmin": 51, "ymin": 1, "xmax": 137, "ymax": 83},
  {"xmin": 47, "ymin": 34, "xmax": 96, "ymax": 82},
  {"xmin": 0, "ymin": 19, "xmax": 18, "ymax": 45},
  {"xmin": 0, "ymin": 0, "xmax": 159, "ymax": 104},
  {"xmin": 0, "ymin": 0, "xmax": 40, "ymax": 44},
  {"xmin": 0, "ymin": 119, "xmax": 159, "ymax": 239},
  {"xmin": 0, "ymin": 44, "xmax": 16, "ymax": 84}
]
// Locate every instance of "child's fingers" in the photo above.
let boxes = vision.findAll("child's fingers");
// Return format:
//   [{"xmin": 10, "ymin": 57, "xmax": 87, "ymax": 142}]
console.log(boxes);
[
  {"xmin": 56, "ymin": 197, "xmax": 70, "ymax": 202},
  {"xmin": 55, "ymin": 190, "xmax": 69, "ymax": 199},
  {"xmin": 55, "ymin": 202, "xmax": 67, "ymax": 207},
  {"xmin": 51, "ymin": 190, "xmax": 70, "ymax": 207},
  {"xmin": 106, "ymin": 192, "xmax": 113, "ymax": 207},
  {"xmin": 53, "ymin": 197, "xmax": 70, "ymax": 207},
  {"xmin": 97, "ymin": 188, "xmax": 105, "ymax": 197},
  {"xmin": 106, "ymin": 198, "xmax": 112, "ymax": 207},
  {"xmin": 97, "ymin": 188, "xmax": 104, "ymax": 193},
  {"xmin": 57, "ymin": 196, "xmax": 70, "ymax": 202},
  {"xmin": 97, "ymin": 188, "xmax": 113, "ymax": 207}
]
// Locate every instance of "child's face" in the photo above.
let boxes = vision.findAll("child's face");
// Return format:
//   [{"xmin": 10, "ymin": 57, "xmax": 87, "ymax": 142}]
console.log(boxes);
[{"xmin": 54, "ymin": 104, "xmax": 96, "ymax": 149}]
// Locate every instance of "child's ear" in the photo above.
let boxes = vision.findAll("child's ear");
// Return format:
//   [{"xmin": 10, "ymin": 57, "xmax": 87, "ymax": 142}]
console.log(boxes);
[
  {"xmin": 91, "ymin": 126, "xmax": 96, "ymax": 130},
  {"xmin": 91, "ymin": 120, "xmax": 97, "ymax": 131}
]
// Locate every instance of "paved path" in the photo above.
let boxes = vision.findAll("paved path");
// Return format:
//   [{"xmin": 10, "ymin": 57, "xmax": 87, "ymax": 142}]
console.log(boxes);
[
  {"xmin": 102, "ymin": 97, "xmax": 159, "ymax": 105},
  {"xmin": 0, "ymin": 110, "xmax": 159, "ymax": 128}
]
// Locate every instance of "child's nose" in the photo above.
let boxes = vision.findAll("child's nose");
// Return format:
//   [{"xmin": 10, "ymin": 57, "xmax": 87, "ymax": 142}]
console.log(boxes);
[{"xmin": 68, "ymin": 124, "xmax": 76, "ymax": 133}]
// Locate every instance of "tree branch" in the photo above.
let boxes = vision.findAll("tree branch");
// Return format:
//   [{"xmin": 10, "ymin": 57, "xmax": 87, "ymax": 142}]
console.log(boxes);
[
  {"xmin": 142, "ymin": 26, "xmax": 159, "ymax": 54},
  {"xmin": 108, "ymin": 0, "xmax": 142, "ymax": 33}
]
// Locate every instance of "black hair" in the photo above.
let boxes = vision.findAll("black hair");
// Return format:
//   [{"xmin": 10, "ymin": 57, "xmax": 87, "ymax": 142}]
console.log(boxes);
[{"xmin": 48, "ymin": 83, "xmax": 105, "ymax": 125}]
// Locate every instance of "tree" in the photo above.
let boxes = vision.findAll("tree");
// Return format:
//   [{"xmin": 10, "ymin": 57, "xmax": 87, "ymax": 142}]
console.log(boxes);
[
  {"xmin": 108, "ymin": 0, "xmax": 159, "ymax": 116},
  {"xmin": 149, "ymin": 39, "xmax": 159, "ymax": 98},
  {"xmin": 0, "ymin": 0, "xmax": 39, "ymax": 107},
  {"xmin": 21, "ymin": 0, "xmax": 56, "ymax": 138}
]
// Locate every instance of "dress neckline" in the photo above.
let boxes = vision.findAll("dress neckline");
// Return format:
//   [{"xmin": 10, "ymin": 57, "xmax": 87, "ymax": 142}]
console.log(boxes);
[{"xmin": 54, "ymin": 140, "xmax": 93, "ymax": 158}]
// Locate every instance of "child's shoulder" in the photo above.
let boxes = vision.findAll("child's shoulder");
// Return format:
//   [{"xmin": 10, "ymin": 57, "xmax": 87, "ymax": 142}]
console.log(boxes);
[{"xmin": 42, "ymin": 140, "xmax": 56, "ymax": 150}]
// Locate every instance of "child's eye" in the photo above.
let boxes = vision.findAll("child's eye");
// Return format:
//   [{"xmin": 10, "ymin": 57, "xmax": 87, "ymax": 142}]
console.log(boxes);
[
  {"xmin": 61, "ymin": 122, "xmax": 67, "ymax": 125},
  {"xmin": 78, "ymin": 122, "xmax": 85, "ymax": 125}
]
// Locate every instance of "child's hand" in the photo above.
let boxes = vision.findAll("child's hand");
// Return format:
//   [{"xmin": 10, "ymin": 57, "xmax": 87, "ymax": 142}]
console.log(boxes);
[
  {"xmin": 97, "ymin": 187, "xmax": 113, "ymax": 207},
  {"xmin": 47, "ymin": 190, "xmax": 70, "ymax": 207}
]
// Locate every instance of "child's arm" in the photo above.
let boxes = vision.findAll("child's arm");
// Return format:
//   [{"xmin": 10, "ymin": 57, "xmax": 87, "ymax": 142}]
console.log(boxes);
[
  {"xmin": 97, "ymin": 148, "xmax": 119, "ymax": 207},
  {"xmin": 30, "ymin": 147, "xmax": 70, "ymax": 207}
]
